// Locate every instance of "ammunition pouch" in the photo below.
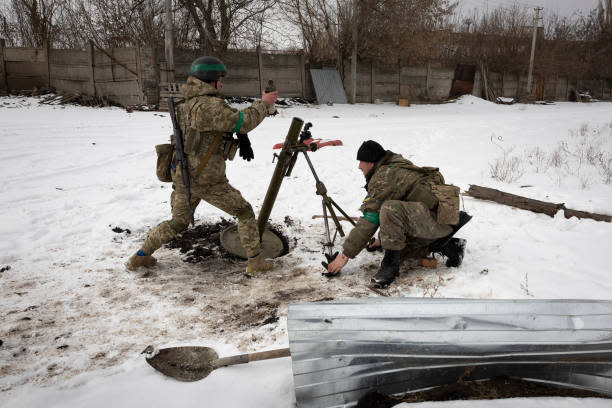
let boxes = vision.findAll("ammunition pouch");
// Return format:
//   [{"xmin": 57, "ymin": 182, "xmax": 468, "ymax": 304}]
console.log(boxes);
[
  {"xmin": 155, "ymin": 143, "xmax": 174, "ymax": 182},
  {"xmin": 184, "ymin": 128, "xmax": 214, "ymax": 156},
  {"xmin": 222, "ymin": 133, "xmax": 239, "ymax": 161},
  {"xmin": 183, "ymin": 128, "xmax": 238, "ymax": 162},
  {"xmin": 402, "ymin": 165, "xmax": 458, "ymax": 225},
  {"xmin": 430, "ymin": 184, "xmax": 460, "ymax": 225}
]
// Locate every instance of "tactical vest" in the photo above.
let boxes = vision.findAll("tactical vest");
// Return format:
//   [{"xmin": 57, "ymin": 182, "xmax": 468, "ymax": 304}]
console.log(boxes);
[{"xmin": 179, "ymin": 98, "xmax": 238, "ymax": 160}]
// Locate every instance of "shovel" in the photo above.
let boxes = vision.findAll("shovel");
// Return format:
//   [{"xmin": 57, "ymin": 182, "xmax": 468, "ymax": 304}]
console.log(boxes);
[{"xmin": 143, "ymin": 345, "xmax": 291, "ymax": 382}]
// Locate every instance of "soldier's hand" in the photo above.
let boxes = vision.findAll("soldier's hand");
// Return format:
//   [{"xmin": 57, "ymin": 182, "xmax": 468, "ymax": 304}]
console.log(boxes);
[
  {"xmin": 366, "ymin": 237, "xmax": 382, "ymax": 252},
  {"xmin": 237, "ymin": 133, "xmax": 254, "ymax": 161},
  {"xmin": 262, "ymin": 90, "xmax": 278, "ymax": 107},
  {"xmin": 322, "ymin": 251, "xmax": 338, "ymax": 276},
  {"xmin": 323, "ymin": 252, "xmax": 348, "ymax": 276}
]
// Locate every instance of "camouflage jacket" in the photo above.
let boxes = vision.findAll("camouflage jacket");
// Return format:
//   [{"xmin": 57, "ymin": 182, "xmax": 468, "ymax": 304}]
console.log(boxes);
[
  {"xmin": 175, "ymin": 76, "xmax": 269, "ymax": 184},
  {"xmin": 342, "ymin": 151, "xmax": 442, "ymax": 258}
]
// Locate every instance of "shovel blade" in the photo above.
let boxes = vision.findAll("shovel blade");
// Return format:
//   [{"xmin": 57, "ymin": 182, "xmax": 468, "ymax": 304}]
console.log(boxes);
[{"xmin": 146, "ymin": 346, "xmax": 219, "ymax": 382}]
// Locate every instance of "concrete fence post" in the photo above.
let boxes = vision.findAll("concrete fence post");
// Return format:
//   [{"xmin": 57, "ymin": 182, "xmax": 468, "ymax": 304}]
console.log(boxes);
[
  {"xmin": 135, "ymin": 44, "xmax": 145, "ymax": 104},
  {"xmin": 43, "ymin": 40, "xmax": 51, "ymax": 89},
  {"xmin": 299, "ymin": 50, "xmax": 306, "ymax": 99},
  {"xmin": 370, "ymin": 61, "xmax": 374, "ymax": 103},
  {"xmin": 426, "ymin": 60, "xmax": 431, "ymax": 97},
  {"xmin": 257, "ymin": 46, "xmax": 263, "ymax": 96},
  {"xmin": 87, "ymin": 40, "xmax": 97, "ymax": 97},
  {"xmin": 0, "ymin": 39, "xmax": 7, "ymax": 93}
]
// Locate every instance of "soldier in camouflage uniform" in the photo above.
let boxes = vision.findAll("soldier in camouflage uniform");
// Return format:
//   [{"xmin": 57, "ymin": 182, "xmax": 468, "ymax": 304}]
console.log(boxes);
[
  {"xmin": 127, "ymin": 56, "xmax": 278, "ymax": 276},
  {"xmin": 326, "ymin": 140, "xmax": 469, "ymax": 288}
]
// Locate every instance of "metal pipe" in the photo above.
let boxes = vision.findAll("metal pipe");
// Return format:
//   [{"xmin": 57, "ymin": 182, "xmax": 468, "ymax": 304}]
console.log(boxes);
[{"xmin": 257, "ymin": 117, "xmax": 304, "ymax": 238}]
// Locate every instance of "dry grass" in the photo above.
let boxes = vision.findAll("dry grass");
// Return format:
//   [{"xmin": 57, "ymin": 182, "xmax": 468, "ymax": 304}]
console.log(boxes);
[{"xmin": 490, "ymin": 123, "xmax": 612, "ymax": 188}]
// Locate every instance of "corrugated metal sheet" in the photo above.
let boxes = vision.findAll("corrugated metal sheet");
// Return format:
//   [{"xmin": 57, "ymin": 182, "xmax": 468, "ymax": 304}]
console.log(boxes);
[
  {"xmin": 310, "ymin": 69, "xmax": 347, "ymax": 104},
  {"xmin": 287, "ymin": 298, "xmax": 612, "ymax": 408}
]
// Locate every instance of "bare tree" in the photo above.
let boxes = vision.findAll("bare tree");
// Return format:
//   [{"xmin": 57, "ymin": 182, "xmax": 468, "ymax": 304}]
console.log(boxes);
[
  {"xmin": 177, "ymin": 0, "xmax": 278, "ymax": 53},
  {"xmin": 281, "ymin": 0, "xmax": 456, "ymax": 64},
  {"xmin": 0, "ymin": 0, "xmax": 63, "ymax": 46}
]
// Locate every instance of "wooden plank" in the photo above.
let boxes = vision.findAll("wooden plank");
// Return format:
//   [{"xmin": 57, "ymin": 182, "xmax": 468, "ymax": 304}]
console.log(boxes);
[{"xmin": 4, "ymin": 47, "xmax": 47, "ymax": 63}]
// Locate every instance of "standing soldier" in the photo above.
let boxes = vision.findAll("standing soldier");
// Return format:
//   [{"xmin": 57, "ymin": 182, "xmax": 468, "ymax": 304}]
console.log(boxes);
[
  {"xmin": 126, "ymin": 56, "xmax": 278, "ymax": 276},
  {"xmin": 325, "ymin": 140, "xmax": 470, "ymax": 288}
]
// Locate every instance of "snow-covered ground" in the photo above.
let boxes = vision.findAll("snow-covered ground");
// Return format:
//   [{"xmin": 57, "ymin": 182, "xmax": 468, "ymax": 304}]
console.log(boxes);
[{"xmin": 1, "ymin": 95, "xmax": 611, "ymax": 407}]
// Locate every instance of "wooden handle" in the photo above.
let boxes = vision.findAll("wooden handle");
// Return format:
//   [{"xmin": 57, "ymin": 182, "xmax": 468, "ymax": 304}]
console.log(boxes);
[
  {"xmin": 248, "ymin": 347, "xmax": 291, "ymax": 362},
  {"xmin": 312, "ymin": 215, "xmax": 359, "ymax": 222},
  {"xmin": 212, "ymin": 347, "xmax": 291, "ymax": 368}
]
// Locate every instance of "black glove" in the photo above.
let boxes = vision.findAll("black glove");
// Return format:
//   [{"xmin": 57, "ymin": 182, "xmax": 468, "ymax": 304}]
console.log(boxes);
[
  {"xmin": 366, "ymin": 237, "xmax": 383, "ymax": 252},
  {"xmin": 237, "ymin": 133, "xmax": 254, "ymax": 161},
  {"xmin": 321, "ymin": 251, "xmax": 339, "ymax": 277}
]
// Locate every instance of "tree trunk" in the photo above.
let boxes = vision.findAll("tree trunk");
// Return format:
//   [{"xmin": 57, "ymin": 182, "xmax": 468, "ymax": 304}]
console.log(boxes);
[{"xmin": 465, "ymin": 185, "xmax": 611, "ymax": 223}]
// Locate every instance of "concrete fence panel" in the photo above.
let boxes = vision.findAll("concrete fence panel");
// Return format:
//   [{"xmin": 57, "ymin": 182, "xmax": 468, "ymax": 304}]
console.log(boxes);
[
  {"xmin": 427, "ymin": 67, "xmax": 454, "ymax": 101},
  {"xmin": 4, "ymin": 47, "xmax": 48, "ymax": 90},
  {"xmin": 374, "ymin": 64, "xmax": 400, "ymax": 102},
  {"xmin": 1, "ymin": 41, "xmax": 609, "ymax": 106},
  {"xmin": 49, "ymin": 49, "xmax": 91, "ymax": 95},
  {"xmin": 401, "ymin": 66, "xmax": 428, "ymax": 101}
]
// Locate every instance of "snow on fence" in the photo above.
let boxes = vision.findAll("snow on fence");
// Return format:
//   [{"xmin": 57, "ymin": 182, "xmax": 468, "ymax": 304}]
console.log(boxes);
[{"xmin": 1, "ymin": 38, "xmax": 610, "ymax": 105}]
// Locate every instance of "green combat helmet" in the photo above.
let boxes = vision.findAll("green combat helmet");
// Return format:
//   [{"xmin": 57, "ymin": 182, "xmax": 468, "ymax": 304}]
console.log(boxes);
[{"xmin": 189, "ymin": 56, "xmax": 227, "ymax": 82}]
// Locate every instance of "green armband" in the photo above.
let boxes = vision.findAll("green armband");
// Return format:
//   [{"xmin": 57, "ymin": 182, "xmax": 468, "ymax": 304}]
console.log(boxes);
[
  {"xmin": 232, "ymin": 111, "xmax": 244, "ymax": 133},
  {"xmin": 362, "ymin": 212, "xmax": 380, "ymax": 225}
]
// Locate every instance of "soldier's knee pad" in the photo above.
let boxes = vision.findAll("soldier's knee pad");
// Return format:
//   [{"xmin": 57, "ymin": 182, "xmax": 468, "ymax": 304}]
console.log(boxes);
[
  {"xmin": 236, "ymin": 203, "xmax": 255, "ymax": 221},
  {"xmin": 169, "ymin": 219, "xmax": 189, "ymax": 233}
]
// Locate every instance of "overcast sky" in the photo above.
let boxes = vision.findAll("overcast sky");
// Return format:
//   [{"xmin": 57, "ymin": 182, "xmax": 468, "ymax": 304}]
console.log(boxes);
[{"xmin": 458, "ymin": 0, "xmax": 600, "ymax": 16}]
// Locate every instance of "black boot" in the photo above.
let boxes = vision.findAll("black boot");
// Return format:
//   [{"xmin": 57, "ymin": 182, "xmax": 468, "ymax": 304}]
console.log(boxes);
[
  {"xmin": 371, "ymin": 250, "xmax": 401, "ymax": 288},
  {"xmin": 439, "ymin": 238, "xmax": 466, "ymax": 267}
]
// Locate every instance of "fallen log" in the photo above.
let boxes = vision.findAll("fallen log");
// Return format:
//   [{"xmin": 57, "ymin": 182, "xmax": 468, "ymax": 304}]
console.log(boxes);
[
  {"xmin": 465, "ymin": 184, "xmax": 611, "ymax": 223},
  {"xmin": 465, "ymin": 185, "xmax": 564, "ymax": 217},
  {"xmin": 563, "ymin": 208, "xmax": 612, "ymax": 223}
]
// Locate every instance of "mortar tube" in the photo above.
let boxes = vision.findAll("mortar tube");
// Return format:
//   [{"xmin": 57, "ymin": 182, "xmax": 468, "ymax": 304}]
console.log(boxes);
[{"xmin": 257, "ymin": 117, "xmax": 304, "ymax": 239}]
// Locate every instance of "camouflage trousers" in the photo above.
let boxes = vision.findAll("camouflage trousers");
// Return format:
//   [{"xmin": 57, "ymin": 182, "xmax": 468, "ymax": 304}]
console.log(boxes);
[
  {"xmin": 141, "ymin": 157, "xmax": 261, "ymax": 258},
  {"xmin": 379, "ymin": 200, "xmax": 453, "ymax": 258}
]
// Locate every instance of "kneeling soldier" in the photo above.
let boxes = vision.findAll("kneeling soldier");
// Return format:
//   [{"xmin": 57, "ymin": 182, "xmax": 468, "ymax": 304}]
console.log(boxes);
[
  {"xmin": 127, "ymin": 56, "xmax": 278, "ymax": 276},
  {"xmin": 326, "ymin": 140, "xmax": 470, "ymax": 287}
]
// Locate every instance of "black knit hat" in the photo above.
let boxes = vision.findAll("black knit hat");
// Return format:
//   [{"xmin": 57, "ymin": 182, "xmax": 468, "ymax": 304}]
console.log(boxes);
[{"xmin": 357, "ymin": 140, "xmax": 385, "ymax": 162}]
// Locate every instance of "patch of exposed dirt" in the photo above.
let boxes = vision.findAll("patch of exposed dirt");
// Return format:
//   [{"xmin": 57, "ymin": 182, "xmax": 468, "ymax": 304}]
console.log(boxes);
[
  {"xmin": 165, "ymin": 218, "xmax": 289, "ymax": 262},
  {"xmin": 165, "ymin": 218, "xmax": 234, "ymax": 262},
  {"xmin": 356, "ymin": 377, "xmax": 610, "ymax": 407},
  {"xmin": 111, "ymin": 226, "xmax": 131, "ymax": 234},
  {"xmin": 0, "ymin": 218, "xmax": 459, "ymax": 393}
]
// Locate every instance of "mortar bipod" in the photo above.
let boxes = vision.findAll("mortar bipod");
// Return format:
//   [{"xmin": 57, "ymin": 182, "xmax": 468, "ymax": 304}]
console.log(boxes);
[{"xmin": 284, "ymin": 124, "xmax": 356, "ymax": 257}]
